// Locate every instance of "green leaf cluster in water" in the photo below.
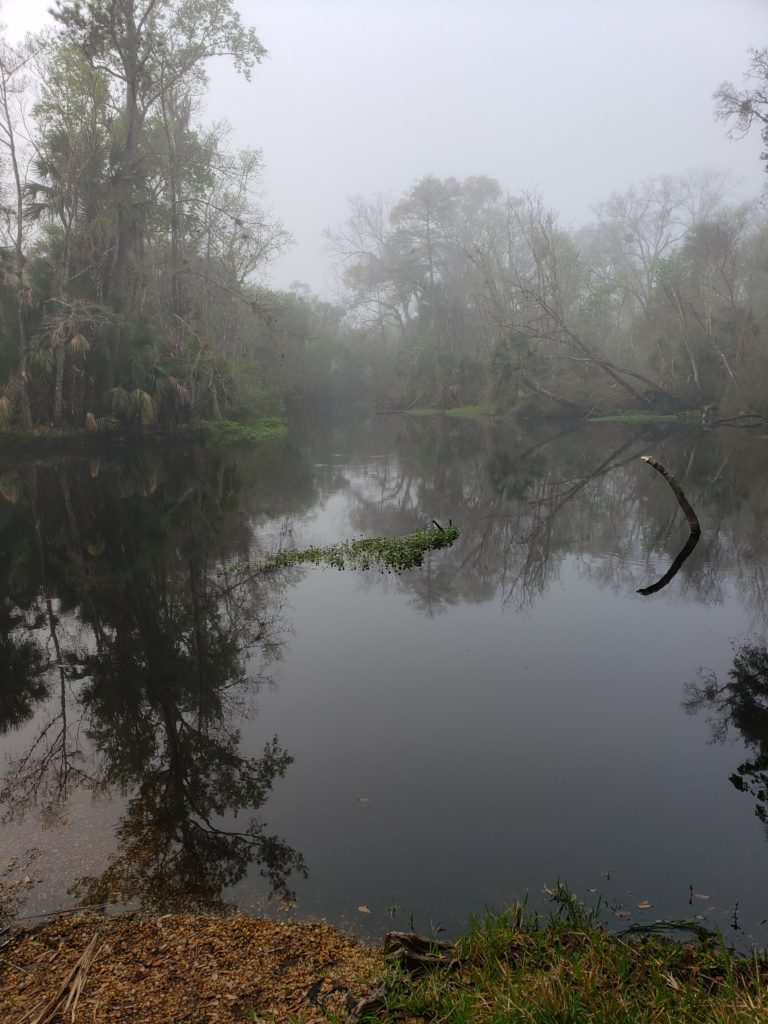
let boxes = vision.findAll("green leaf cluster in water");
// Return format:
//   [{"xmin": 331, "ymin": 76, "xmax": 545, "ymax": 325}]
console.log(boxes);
[
  {"xmin": 267, "ymin": 523, "xmax": 459, "ymax": 573},
  {"xmin": 202, "ymin": 418, "xmax": 287, "ymax": 445}
]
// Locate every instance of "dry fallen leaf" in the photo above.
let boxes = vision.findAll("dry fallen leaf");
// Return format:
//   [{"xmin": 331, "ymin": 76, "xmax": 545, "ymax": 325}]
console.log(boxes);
[
  {"xmin": 0, "ymin": 911, "xmax": 382, "ymax": 1024},
  {"xmin": 357, "ymin": 906, "xmax": 371, "ymax": 914}
]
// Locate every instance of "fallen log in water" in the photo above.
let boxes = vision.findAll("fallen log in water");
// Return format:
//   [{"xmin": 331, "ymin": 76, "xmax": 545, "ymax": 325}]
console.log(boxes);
[
  {"xmin": 637, "ymin": 456, "xmax": 701, "ymax": 596},
  {"xmin": 640, "ymin": 456, "xmax": 701, "ymax": 536}
]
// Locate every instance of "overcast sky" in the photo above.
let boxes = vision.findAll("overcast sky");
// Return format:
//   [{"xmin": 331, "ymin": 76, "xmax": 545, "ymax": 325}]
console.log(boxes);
[{"xmin": 1, "ymin": 0, "xmax": 765, "ymax": 294}]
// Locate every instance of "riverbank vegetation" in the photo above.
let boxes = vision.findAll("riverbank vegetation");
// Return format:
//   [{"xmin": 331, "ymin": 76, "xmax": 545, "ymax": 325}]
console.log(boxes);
[
  {"xmin": 0, "ymin": 13, "xmax": 768, "ymax": 434},
  {"xmin": 1, "ymin": 894, "xmax": 767, "ymax": 1023},
  {"xmin": 0, "ymin": 1, "xmax": 376, "ymax": 437},
  {"xmin": 328, "ymin": 167, "xmax": 768, "ymax": 422},
  {"xmin": 367, "ymin": 896, "xmax": 768, "ymax": 1024}
]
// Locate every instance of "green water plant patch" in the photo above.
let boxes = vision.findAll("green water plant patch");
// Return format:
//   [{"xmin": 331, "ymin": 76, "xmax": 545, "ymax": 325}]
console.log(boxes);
[
  {"xmin": 267, "ymin": 522, "xmax": 459, "ymax": 573},
  {"xmin": 202, "ymin": 418, "xmax": 287, "ymax": 444}
]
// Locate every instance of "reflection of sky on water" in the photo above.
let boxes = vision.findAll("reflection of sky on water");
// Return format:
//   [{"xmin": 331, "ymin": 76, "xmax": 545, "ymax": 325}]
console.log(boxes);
[
  {"xmin": 242, "ymin": 552, "xmax": 759, "ymax": 940},
  {"xmin": 3, "ymin": 418, "xmax": 768, "ymax": 943}
]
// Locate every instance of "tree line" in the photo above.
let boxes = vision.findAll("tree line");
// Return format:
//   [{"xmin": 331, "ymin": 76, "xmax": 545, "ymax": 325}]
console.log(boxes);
[
  {"xmin": 0, "ymin": 0, "xmax": 365, "ymax": 434},
  {"xmin": 1, "ymin": 5, "xmax": 767, "ymax": 431},
  {"xmin": 328, "ymin": 166, "xmax": 768, "ymax": 418},
  {"xmin": 325, "ymin": 48, "xmax": 768, "ymax": 419}
]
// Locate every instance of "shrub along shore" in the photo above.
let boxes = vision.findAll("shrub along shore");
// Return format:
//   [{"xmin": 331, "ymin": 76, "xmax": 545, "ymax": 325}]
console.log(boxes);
[{"xmin": 2, "ymin": 891, "xmax": 767, "ymax": 1023}]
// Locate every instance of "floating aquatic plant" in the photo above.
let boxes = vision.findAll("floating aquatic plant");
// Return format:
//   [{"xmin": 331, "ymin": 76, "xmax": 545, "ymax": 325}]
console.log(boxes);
[{"xmin": 266, "ymin": 522, "xmax": 459, "ymax": 573}]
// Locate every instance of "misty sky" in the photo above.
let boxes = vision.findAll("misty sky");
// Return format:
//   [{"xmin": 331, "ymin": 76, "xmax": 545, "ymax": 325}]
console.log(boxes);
[{"xmin": 1, "ymin": 0, "xmax": 765, "ymax": 294}]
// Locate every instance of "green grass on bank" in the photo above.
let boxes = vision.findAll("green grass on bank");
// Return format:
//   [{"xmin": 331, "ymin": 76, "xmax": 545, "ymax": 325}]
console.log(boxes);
[
  {"xmin": 343, "ymin": 888, "xmax": 768, "ymax": 1024},
  {"xmin": 587, "ymin": 411, "xmax": 686, "ymax": 423},
  {"xmin": 202, "ymin": 417, "xmax": 287, "ymax": 444},
  {"xmin": 404, "ymin": 404, "xmax": 492, "ymax": 419},
  {"xmin": 0, "ymin": 416, "xmax": 288, "ymax": 453},
  {"xmin": 404, "ymin": 405, "xmax": 692, "ymax": 424}
]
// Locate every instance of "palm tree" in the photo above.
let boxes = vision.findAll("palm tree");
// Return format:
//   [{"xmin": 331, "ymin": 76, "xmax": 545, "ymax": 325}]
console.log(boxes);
[{"xmin": 26, "ymin": 42, "xmax": 108, "ymax": 427}]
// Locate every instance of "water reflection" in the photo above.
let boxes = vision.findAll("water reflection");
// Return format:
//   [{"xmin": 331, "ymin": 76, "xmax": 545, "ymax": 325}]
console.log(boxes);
[
  {"xmin": 0, "ymin": 445, "xmax": 310, "ymax": 911},
  {"xmin": 636, "ymin": 531, "xmax": 701, "ymax": 595},
  {"xmin": 685, "ymin": 642, "xmax": 768, "ymax": 828},
  {"xmin": 4, "ymin": 417, "xmax": 768, "ymax": 928},
  {"xmin": 335, "ymin": 416, "xmax": 768, "ymax": 622}
]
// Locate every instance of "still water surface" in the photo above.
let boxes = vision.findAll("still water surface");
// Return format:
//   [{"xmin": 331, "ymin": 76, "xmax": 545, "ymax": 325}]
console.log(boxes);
[{"xmin": 1, "ymin": 415, "xmax": 768, "ymax": 942}]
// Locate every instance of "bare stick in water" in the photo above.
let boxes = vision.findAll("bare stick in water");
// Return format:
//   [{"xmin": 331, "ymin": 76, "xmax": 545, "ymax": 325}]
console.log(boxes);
[
  {"xmin": 637, "ymin": 456, "xmax": 701, "ymax": 595},
  {"xmin": 640, "ymin": 455, "xmax": 701, "ymax": 536}
]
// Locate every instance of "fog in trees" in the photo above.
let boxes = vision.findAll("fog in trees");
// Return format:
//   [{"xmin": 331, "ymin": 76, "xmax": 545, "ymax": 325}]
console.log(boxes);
[{"xmin": 0, "ymin": 2, "xmax": 761, "ymax": 430}]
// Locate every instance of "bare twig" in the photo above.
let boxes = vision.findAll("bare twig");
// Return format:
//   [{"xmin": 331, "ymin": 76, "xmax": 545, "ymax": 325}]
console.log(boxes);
[
  {"xmin": 23, "ymin": 930, "xmax": 102, "ymax": 1024},
  {"xmin": 8, "ymin": 902, "xmax": 109, "ymax": 926},
  {"xmin": 640, "ymin": 456, "xmax": 701, "ymax": 535},
  {"xmin": 637, "ymin": 456, "xmax": 702, "ymax": 596}
]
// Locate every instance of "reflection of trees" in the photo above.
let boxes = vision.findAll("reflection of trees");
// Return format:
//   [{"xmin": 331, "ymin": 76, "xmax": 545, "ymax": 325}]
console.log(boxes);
[
  {"xmin": 0, "ymin": 445, "xmax": 313, "ymax": 910},
  {"xmin": 0, "ymin": 604, "xmax": 47, "ymax": 737},
  {"xmin": 684, "ymin": 642, "xmax": 768, "ymax": 827},
  {"xmin": 340, "ymin": 419, "xmax": 700, "ymax": 612},
  {"xmin": 71, "ymin": 549, "xmax": 305, "ymax": 910},
  {"xmin": 0, "ymin": 483, "xmax": 49, "ymax": 734},
  {"xmin": 330, "ymin": 417, "xmax": 768, "ymax": 622},
  {"xmin": 0, "ymin": 467, "xmax": 93, "ymax": 824}
]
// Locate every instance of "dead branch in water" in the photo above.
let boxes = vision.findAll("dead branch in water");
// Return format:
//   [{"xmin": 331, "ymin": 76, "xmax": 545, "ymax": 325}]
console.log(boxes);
[
  {"xmin": 637, "ymin": 455, "xmax": 701, "ymax": 596},
  {"xmin": 640, "ymin": 456, "xmax": 701, "ymax": 535}
]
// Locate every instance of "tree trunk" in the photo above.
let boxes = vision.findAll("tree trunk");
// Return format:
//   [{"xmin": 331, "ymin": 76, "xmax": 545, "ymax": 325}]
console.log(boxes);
[
  {"xmin": 54, "ymin": 336, "xmax": 65, "ymax": 429},
  {"xmin": 1, "ymin": 65, "xmax": 33, "ymax": 429}
]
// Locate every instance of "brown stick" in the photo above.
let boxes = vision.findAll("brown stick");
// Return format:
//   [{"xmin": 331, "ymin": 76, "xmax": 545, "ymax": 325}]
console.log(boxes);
[
  {"xmin": 640, "ymin": 456, "xmax": 701, "ymax": 536},
  {"xmin": 24, "ymin": 931, "xmax": 102, "ymax": 1024}
]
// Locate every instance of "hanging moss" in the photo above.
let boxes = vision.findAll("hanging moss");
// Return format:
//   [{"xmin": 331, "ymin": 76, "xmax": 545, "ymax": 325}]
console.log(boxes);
[{"xmin": 266, "ymin": 523, "xmax": 459, "ymax": 573}]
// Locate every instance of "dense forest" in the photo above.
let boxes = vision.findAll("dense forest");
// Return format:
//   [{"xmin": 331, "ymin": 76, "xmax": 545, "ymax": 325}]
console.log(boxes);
[{"xmin": 0, "ymin": 2, "xmax": 767, "ymax": 431}]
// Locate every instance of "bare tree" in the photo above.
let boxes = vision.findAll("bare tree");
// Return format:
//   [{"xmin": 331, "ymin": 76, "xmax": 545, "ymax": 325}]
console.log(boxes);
[{"xmin": 0, "ymin": 34, "xmax": 40, "ymax": 428}]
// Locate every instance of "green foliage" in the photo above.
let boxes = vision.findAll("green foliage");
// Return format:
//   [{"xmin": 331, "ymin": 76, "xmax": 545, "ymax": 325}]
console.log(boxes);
[
  {"xmin": 224, "ymin": 360, "xmax": 285, "ymax": 422},
  {"xmin": 106, "ymin": 385, "xmax": 154, "ymax": 425},
  {"xmin": 202, "ymin": 418, "xmax": 287, "ymax": 445},
  {"xmin": 588, "ymin": 412, "xmax": 683, "ymax": 423},
  {"xmin": 368, "ymin": 893, "xmax": 768, "ymax": 1023},
  {"xmin": 0, "ymin": 1, "xmax": 295, "ymax": 434},
  {"xmin": 405, "ymin": 405, "xmax": 491, "ymax": 418},
  {"xmin": 266, "ymin": 523, "xmax": 460, "ymax": 573}
]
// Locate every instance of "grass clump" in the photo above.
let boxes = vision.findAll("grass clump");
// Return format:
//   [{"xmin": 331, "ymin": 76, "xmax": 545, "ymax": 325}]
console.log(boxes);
[
  {"xmin": 404, "ymin": 404, "xmax": 491, "ymax": 419},
  {"xmin": 587, "ymin": 411, "xmax": 683, "ymax": 423},
  {"xmin": 444, "ymin": 403, "xmax": 492, "ymax": 418},
  {"xmin": 202, "ymin": 417, "xmax": 287, "ymax": 445},
  {"xmin": 361, "ymin": 886, "xmax": 768, "ymax": 1023},
  {"xmin": 267, "ymin": 522, "xmax": 459, "ymax": 573}
]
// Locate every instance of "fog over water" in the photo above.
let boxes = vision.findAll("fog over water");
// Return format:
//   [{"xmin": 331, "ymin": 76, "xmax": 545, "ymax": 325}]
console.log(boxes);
[
  {"xmin": 3, "ymin": 0, "xmax": 768, "ymax": 944},
  {"xmin": 2, "ymin": 0, "xmax": 765, "ymax": 291}
]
